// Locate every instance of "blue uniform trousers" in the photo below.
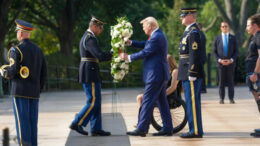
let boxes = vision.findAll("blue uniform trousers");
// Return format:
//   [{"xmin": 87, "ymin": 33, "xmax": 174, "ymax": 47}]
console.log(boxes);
[
  {"xmin": 72, "ymin": 82, "xmax": 102, "ymax": 132},
  {"xmin": 137, "ymin": 81, "xmax": 173, "ymax": 133},
  {"xmin": 183, "ymin": 79, "xmax": 203, "ymax": 136},
  {"xmin": 12, "ymin": 97, "xmax": 39, "ymax": 146}
]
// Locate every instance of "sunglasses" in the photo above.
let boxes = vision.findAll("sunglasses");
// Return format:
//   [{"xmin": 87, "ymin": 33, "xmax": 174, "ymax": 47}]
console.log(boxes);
[{"xmin": 221, "ymin": 26, "xmax": 229, "ymax": 28}]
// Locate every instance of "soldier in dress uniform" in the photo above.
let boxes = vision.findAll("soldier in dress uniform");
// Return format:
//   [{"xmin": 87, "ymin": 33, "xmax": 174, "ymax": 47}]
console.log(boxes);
[
  {"xmin": 70, "ymin": 16, "xmax": 112, "ymax": 136},
  {"xmin": 0, "ymin": 19, "xmax": 47, "ymax": 146},
  {"xmin": 177, "ymin": 8, "xmax": 204, "ymax": 138}
]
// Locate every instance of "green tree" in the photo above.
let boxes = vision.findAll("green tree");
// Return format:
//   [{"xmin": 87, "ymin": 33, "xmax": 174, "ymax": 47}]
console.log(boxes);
[{"xmin": 0, "ymin": 0, "xmax": 26, "ymax": 63}]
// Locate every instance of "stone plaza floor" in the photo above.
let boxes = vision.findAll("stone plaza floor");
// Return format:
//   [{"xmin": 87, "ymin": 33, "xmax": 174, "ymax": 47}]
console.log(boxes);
[{"xmin": 0, "ymin": 86, "xmax": 260, "ymax": 146}]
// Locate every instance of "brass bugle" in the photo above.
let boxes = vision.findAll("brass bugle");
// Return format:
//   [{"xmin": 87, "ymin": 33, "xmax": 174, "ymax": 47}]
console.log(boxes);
[{"xmin": 20, "ymin": 66, "xmax": 29, "ymax": 78}]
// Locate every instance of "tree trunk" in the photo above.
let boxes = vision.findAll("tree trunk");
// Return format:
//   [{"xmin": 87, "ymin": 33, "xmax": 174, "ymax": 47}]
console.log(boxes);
[{"xmin": 0, "ymin": 0, "xmax": 12, "ymax": 63}]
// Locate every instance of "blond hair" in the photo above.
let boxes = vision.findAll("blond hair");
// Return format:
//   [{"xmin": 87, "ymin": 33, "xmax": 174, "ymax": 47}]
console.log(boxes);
[
  {"xmin": 167, "ymin": 54, "xmax": 178, "ymax": 73},
  {"xmin": 140, "ymin": 17, "xmax": 159, "ymax": 29}
]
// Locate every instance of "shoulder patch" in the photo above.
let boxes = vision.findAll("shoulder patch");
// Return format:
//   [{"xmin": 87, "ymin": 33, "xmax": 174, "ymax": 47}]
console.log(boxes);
[{"xmin": 192, "ymin": 42, "xmax": 198, "ymax": 50}]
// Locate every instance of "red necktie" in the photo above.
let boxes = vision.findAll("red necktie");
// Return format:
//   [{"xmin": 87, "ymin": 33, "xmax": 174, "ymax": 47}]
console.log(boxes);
[{"xmin": 148, "ymin": 35, "xmax": 151, "ymax": 40}]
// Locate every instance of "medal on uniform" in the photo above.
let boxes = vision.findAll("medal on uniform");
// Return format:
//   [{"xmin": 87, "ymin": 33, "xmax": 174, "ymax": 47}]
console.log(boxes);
[{"xmin": 182, "ymin": 37, "xmax": 187, "ymax": 44}]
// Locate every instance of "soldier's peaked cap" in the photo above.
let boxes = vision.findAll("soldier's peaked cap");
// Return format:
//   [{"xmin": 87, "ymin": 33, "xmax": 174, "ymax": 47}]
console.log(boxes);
[
  {"xmin": 91, "ymin": 16, "xmax": 105, "ymax": 25},
  {"xmin": 180, "ymin": 8, "xmax": 197, "ymax": 17},
  {"xmin": 15, "ymin": 19, "xmax": 34, "ymax": 32}
]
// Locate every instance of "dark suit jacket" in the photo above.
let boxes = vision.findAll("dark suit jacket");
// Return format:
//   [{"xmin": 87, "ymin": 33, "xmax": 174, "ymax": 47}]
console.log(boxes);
[
  {"xmin": 213, "ymin": 34, "xmax": 239, "ymax": 68},
  {"xmin": 130, "ymin": 28, "xmax": 170, "ymax": 84},
  {"xmin": 78, "ymin": 30, "xmax": 112, "ymax": 83}
]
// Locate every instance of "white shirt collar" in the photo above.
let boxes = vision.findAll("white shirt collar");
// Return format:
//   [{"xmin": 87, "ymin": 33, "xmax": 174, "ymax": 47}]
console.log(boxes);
[
  {"xmin": 87, "ymin": 29, "xmax": 95, "ymax": 37},
  {"xmin": 150, "ymin": 27, "xmax": 159, "ymax": 37},
  {"xmin": 222, "ymin": 32, "xmax": 229, "ymax": 36},
  {"xmin": 185, "ymin": 22, "xmax": 195, "ymax": 31}
]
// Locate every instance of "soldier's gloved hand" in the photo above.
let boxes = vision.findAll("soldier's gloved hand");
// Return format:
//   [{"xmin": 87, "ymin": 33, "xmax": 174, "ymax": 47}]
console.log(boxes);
[
  {"xmin": 188, "ymin": 76, "xmax": 197, "ymax": 81},
  {"xmin": 110, "ymin": 48, "xmax": 114, "ymax": 54},
  {"xmin": 0, "ymin": 69, "xmax": 5, "ymax": 77}
]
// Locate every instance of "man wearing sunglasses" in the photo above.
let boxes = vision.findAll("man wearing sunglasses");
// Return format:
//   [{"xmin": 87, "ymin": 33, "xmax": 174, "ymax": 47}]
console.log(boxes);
[{"xmin": 213, "ymin": 22, "xmax": 239, "ymax": 104}]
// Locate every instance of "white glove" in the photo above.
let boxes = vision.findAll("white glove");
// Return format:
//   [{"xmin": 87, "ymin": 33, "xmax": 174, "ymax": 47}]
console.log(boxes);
[
  {"xmin": 0, "ymin": 69, "xmax": 4, "ymax": 77},
  {"xmin": 189, "ymin": 76, "xmax": 197, "ymax": 81},
  {"xmin": 110, "ymin": 48, "xmax": 114, "ymax": 53}
]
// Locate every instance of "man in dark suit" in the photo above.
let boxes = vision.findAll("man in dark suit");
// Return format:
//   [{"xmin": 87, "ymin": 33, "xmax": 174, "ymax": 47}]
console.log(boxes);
[
  {"xmin": 0, "ymin": 19, "xmax": 47, "ymax": 146},
  {"xmin": 120, "ymin": 16, "xmax": 173, "ymax": 137},
  {"xmin": 178, "ymin": 8, "xmax": 204, "ymax": 138},
  {"xmin": 213, "ymin": 22, "xmax": 239, "ymax": 104},
  {"xmin": 69, "ymin": 16, "xmax": 112, "ymax": 136}
]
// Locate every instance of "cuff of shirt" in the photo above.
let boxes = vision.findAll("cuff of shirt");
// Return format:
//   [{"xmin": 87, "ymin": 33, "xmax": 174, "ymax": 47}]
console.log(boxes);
[
  {"xmin": 230, "ymin": 58, "xmax": 233, "ymax": 63},
  {"xmin": 128, "ymin": 55, "xmax": 132, "ymax": 62},
  {"xmin": 218, "ymin": 59, "xmax": 221, "ymax": 63}
]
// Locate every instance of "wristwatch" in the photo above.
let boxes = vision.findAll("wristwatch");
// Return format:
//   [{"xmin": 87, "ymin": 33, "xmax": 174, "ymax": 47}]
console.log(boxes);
[{"xmin": 253, "ymin": 72, "xmax": 258, "ymax": 75}]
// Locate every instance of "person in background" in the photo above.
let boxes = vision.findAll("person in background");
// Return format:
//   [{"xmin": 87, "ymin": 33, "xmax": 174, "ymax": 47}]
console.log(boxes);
[
  {"xmin": 245, "ymin": 13, "xmax": 260, "ymax": 137},
  {"xmin": 213, "ymin": 21, "xmax": 239, "ymax": 104}
]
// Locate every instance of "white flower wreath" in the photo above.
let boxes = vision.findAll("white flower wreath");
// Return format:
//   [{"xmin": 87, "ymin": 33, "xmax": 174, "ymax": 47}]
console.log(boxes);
[{"xmin": 110, "ymin": 17, "xmax": 133, "ymax": 82}]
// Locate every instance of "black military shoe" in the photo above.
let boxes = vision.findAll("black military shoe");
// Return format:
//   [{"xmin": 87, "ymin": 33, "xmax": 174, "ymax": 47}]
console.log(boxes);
[
  {"xmin": 70, "ymin": 124, "xmax": 88, "ymax": 135},
  {"xmin": 180, "ymin": 132, "xmax": 203, "ymax": 138},
  {"xmin": 152, "ymin": 130, "xmax": 173, "ymax": 136},
  {"xmin": 92, "ymin": 130, "xmax": 111, "ymax": 136},
  {"xmin": 126, "ymin": 129, "xmax": 146, "ymax": 137},
  {"xmin": 230, "ymin": 99, "xmax": 235, "ymax": 104},
  {"xmin": 219, "ymin": 99, "xmax": 224, "ymax": 104}
]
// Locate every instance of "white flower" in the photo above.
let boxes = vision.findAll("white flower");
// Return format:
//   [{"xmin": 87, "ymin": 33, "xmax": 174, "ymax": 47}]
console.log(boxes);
[
  {"xmin": 112, "ymin": 64, "xmax": 117, "ymax": 69},
  {"xmin": 114, "ymin": 42, "xmax": 120, "ymax": 48},
  {"xmin": 115, "ymin": 57, "xmax": 121, "ymax": 63},
  {"xmin": 126, "ymin": 22, "xmax": 132, "ymax": 28},
  {"xmin": 122, "ymin": 29, "xmax": 130, "ymax": 38},
  {"xmin": 124, "ymin": 37, "xmax": 129, "ymax": 42},
  {"xmin": 120, "ymin": 63, "xmax": 129, "ymax": 70}
]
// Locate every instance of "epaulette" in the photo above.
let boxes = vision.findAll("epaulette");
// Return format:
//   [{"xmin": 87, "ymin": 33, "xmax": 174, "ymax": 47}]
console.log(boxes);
[{"xmin": 87, "ymin": 32, "xmax": 95, "ymax": 38}]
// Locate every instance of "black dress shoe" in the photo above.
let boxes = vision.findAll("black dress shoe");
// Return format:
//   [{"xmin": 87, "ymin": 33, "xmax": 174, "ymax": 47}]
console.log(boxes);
[
  {"xmin": 152, "ymin": 130, "xmax": 173, "ymax": 136},
  {"xmin": 254, "ymin": 128, "xmax": 260, "ymax": 133},
  {"xmin": 219, "ymin": 99, "xmax": 224, "ymax": 104},
  {"xmin": 230, "ymin": 99, "xmax": 235, "ymax": 104},
  {"xmin": 70, "ymin": 124, "xmax": 88, "ymax": 135},
  {"xmin": 180, "ymin": 132, "xmax": 203, "ymax": 138},
  {"xmin": 126, "ymin": 129, "xmax": 146, "ymax": 137},
  {"xmin": 92, "ymin": 130, "xmax": 111, "ymax": 136}
]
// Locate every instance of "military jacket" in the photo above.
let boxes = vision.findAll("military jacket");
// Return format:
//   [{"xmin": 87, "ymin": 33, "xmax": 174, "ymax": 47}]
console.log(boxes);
[
  {"xmin": 177, "ymin": 23, "xmax": 205, "ymax": 81},
  {"xmin": 78, "ymin": 30, "xmax": 112, "ymax": 83},
  {"xmin": 1, "ymin": 39, "xmax": 47, "ymax": 99}
]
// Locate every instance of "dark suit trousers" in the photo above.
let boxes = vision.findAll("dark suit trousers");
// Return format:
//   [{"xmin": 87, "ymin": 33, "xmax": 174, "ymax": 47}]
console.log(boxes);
[
  {"xmin": 137, "ymin": 81, "xmax": 173, "ymax": 133},
  {"xmin": 217, "ymin": 65, "xmax": 235, "ymax": 100}
]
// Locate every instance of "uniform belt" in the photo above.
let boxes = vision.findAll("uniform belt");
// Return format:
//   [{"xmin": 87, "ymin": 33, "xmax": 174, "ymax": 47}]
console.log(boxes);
[
  {"xmin": 81, "ymin": 57, "xmax": 99, "ymax": 63},
  {"xmin": 179, "ymin": 54, "xmax": 190, "ymax": 59}
]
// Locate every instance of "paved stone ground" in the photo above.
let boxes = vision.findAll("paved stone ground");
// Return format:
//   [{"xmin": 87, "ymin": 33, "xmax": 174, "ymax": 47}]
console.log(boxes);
[{"xmin": 0, "ymin": 86, "xmax": 260, "ymax": 146}]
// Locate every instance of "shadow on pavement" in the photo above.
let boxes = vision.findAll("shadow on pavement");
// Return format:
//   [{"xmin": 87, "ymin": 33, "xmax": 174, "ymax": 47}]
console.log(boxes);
[{"xmin": 65, "ymin": 113, "xmax": 130, "ymax": 146}]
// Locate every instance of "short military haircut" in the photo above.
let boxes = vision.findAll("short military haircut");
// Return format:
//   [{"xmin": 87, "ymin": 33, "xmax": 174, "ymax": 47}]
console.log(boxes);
[
  {"xmin": 140, "ymin": 17, "xmax": 159, "ymax": 29},
  {"xmin": 248, "ymin": 13, "xmax": 260, "ymax": 28}
]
